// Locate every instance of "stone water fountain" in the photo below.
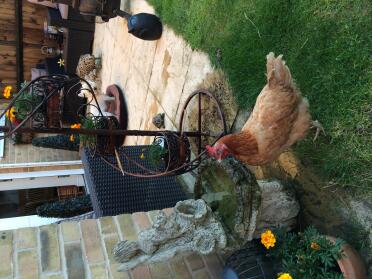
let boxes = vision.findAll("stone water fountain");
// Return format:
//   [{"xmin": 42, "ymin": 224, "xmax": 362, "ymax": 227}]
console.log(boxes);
[{"xmin": 113, "ymin": 158, "xmax": 300, "ymax": 271}]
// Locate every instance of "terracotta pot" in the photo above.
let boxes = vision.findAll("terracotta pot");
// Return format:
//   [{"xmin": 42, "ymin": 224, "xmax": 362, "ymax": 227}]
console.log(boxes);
[{"xmin": 327, "ymin": 236, "xmax": 367, "ymax": 279}]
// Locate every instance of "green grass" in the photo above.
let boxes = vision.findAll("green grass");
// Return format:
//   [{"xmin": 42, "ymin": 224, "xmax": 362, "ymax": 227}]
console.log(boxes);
[{"xmin": 149, "ymin": 0, "xmax": 372, "ymax": 195}]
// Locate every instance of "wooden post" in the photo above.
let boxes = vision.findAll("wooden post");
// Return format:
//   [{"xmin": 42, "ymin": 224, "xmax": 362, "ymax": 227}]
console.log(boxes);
[{"xmin": 15, "ymin": 0, "xmax": 23, "ymax": 91}]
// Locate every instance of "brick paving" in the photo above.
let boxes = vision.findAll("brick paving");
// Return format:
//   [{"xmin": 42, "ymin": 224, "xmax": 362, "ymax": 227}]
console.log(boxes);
[{"xmin": 0, "ymin": 208, "xmax": 225, "ymax": 279}]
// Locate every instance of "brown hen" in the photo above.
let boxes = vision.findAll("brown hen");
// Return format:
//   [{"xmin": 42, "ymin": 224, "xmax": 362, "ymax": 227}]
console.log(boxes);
[{"xmin": 206, "ymin": 52, "xmax": 311, "ymax": 165}]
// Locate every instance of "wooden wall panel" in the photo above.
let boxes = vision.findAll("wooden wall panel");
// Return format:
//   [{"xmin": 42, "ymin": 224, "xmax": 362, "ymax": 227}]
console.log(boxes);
[{"xmin": 0, "ymin": 0, "xmax": 50, "ymax": 90}]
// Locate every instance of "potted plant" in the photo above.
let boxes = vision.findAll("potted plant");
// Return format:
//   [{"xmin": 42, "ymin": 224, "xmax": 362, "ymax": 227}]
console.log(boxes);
[
  {"xmin": 72, "ymin": 116, "xmax": 122, "ymax": 155},
  {"xmin": 146, "ymin": 132, "xmax": 191, "ymax": 173},
  {"xmin": 260, "ymin": 227, "xmax": 366, "ymax": 279}
]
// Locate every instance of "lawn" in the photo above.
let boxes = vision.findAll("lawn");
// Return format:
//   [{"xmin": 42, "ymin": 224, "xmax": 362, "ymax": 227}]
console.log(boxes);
[{"xmin": 149, "ymin": 0, "xmax": 372, "ymax": 195}]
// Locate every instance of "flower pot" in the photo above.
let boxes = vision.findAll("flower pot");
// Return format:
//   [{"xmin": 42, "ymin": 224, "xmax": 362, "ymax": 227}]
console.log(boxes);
[
  {"xmin": 222, "ymin": 242, "xmax": 277, "ymax": 279},
  {"xmin": 327, "ymin": 236, "xmax": 367, "ymax": 279}
]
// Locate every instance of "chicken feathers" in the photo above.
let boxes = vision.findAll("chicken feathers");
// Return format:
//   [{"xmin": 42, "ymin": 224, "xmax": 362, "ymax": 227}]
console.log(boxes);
[{"xmin": 207, "ymin": 52, "xmax": 311, "ymax": 165}]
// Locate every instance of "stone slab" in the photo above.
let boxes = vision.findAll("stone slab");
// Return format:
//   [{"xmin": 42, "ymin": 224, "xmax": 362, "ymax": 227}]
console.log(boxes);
[
  {"xmin": 80, "ymin": 219, "xmax": 105, "ymax": 264},
  {"xmin": 64, "ymin": 242, "xmax": 85, "ymax": 279},
  {"xmin": 0, "ymin": 230, "xmax": 13, "ymax": 278},
  {"xmin": 40, "ymin": 224, "xmax": 61, "ymax": 272}
]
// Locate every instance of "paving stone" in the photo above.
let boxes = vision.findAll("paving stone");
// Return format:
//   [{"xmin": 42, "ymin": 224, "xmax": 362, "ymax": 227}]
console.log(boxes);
[
  {"xmin": 90, "ymin": 264, "xmax": 108, "ymax": 279},
  {"xmin": 132, "ymin": 212, "xmax": 151, "ymax": 230},
  {"xmin": 80, "ymin": 219, "xmax": 105, "ymax": 264},
  {"xmin": 148, "ymin": 28, "xmax": 193, "ymax": 122},
  {"xmin": 16, "ymin": 227, "xmax": 37, "ymax": 249},
  {"xmin": 185, "ymin": 254, "xmax": 204, "ymax": 271},
  {"xmin": 103, "ymin": 234, "xmax": 120, "ymax": 263},
  {"xmin": 61, "ymin": 222, "xmax": 81, "ymax": 243},
  {"xmin": 40, "ymin": 224, "xmax": 61, "ymax": 272},
  {"xmin": 18, "ymin": 250, "xmax": 38, "ymax": 279},
  {"xmin": 202, "ymin": 254, "xmax": 223, "ymax": 279},
  {"xmin": 117, "ymin": 214, "xmax": 138, "ymax": 241},
  {"xmin": 100, "ymin": 216, "xmax": 118, "ymax": 235},
  {"xmin": 192, "ymin": 269, "xmax": 210, "ymax": 279},
  {"xmin": 0, "ymin": 230, "xmax": 13, "ymax": 278},
  {"xmin": 45, "ymin": 274, "xmax": 63, "ymax": 279},
  {"xmin": 130, "ymin": 265, "xmax": 152, "ymax": 279},
  {"xmin": 110, "ymin": 263, "xmax": 131, "ymax": 279},
  {"xmin": 64, "ymin": 242, "xmax": 85, "ymax": 279},
  {"xmin": 169, "ymin": 257, "xmax": 192, "ymax": 279},
  {"xmin": 150, "ymin": 262, "xmax": 172, "ymax": 279}
]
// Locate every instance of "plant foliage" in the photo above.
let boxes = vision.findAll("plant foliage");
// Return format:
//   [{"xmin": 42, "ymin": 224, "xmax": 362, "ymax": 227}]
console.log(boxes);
[
  {"xmin": 148, "ymin": 140, "xmax": 168, "ymax": 167},
  {"xmin": 32, "ymin": 135, "xmax": 80, "ymax": 151},
  {"xmin": 268, "ymin": 227, "xmax": 344, "ymax": 279}
]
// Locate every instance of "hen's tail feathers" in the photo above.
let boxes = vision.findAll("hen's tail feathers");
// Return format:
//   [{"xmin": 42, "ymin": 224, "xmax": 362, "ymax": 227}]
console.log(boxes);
[{"xmin": 266, "ymin": 52, "xmax": 295, "ymax": 89}]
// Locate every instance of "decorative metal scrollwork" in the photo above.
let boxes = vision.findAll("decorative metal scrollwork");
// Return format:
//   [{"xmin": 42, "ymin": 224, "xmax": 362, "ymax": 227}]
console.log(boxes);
[{"xmin": 0, "ymin": 76, "xmax": 227, "ymax": 178}]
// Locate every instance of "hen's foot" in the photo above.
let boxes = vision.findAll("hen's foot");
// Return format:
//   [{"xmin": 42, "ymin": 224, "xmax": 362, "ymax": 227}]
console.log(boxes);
[{"xmin": 310, "ymin": 120, "xmax": 325, "ymax": 142}]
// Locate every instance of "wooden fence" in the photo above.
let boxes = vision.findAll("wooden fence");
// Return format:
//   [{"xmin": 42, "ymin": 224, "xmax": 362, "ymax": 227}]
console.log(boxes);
[{"xmin": 0, "ymin": 0, "xmax": 50, "ymax": 91}]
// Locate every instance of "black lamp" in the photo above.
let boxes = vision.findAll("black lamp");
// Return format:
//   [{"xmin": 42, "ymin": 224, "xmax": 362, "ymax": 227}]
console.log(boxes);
[{"xmin": 56, "ymin": 0, "xmax": 163, "ymax": 41}]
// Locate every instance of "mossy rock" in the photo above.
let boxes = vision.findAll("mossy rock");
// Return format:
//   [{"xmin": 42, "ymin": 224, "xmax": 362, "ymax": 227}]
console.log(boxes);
[{"xmin": 195, "ymin": 158, "xmax": 261, "ymax": 245}]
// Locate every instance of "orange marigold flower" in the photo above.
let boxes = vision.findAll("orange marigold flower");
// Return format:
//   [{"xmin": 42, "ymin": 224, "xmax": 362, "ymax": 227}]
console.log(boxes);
[
  {"xmin": 310, "ymin": 242, "xmax": 320, "ymax": 250},
  {"xmin": 277, "ymin": 273, "xmax": 292, "ymax": 279},
  {"xmin": 5, "ymin": 107, "xmax": 16, "ymax": 122},
  {"xmin": 3, "ymin": 86, "xmax": 12, "ymax": 99},
  {"xmin": 261, "ymin": 230, "xmax": 276, "ymax": 249},
  {"xmin": 70, "ymin": 123, "xmax": 81, "ymax": 141},
  {"xmin": 70, "ymin": 123, "xmax": 81, "ymax": 129}
]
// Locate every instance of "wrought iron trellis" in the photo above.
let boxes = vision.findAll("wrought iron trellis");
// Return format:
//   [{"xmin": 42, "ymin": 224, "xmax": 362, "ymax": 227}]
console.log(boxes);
[{"xmin": 0, "ymin": 75, "xmax": 227, "ymax": 177}]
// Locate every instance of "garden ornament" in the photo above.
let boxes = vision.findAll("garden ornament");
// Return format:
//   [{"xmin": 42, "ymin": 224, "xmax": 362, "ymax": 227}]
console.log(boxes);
[
  {"xmin": 113, "ymin": 199, "xmax": 226, "ymax": 271},
  {"xmin": 152, "ymin": 113, "xmax": 165, "ymax": 129}
]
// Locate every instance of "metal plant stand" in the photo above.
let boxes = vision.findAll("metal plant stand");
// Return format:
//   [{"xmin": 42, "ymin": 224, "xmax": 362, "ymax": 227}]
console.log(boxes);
[{"xmin": 0, "ymin": 75, "xmax": 227, "ymax": 178}]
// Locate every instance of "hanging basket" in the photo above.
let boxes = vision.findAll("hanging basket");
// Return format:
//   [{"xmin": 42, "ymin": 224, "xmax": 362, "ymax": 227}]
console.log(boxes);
[
  {"xmin": 150, "ymin": 132, "xmax": 191, "ymax": 175},
  {"xmin": 93, "ymin": 116, "xmax": 121, "ymax": 155}
]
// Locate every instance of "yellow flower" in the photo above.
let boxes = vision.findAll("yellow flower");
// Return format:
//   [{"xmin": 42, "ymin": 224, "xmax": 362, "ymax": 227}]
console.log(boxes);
[
  {"xmin": 140, "ymin": 153, "xmax": 145, "ymax": 159},
  {"xmin": 310, "ymin": 242, "xmax": 320, "ymax": 250},
  {"xmin": 57, "ymin": 58, "xmax": 65, "ymax": 67},
  {"xmin": 261, "ymin": 230, "xmax": 276, "ymax": 249},
  {"xmin": 70, "ymin": 123, "xmax": 81, "ymax": 141},
  {"xmin": 5, "ymin": 107, "xmax": 16, "ymax": 122},
  {"xmin": 71, "ymin": 123, "xmax": 81, "ymax": 129},
  {"xmin": 3, "ymin": 86, "xmax": 12, "ymax": 99},
  {"xmin": 278, "ymin": 273, "xmax": 292, "ymax": 279}
]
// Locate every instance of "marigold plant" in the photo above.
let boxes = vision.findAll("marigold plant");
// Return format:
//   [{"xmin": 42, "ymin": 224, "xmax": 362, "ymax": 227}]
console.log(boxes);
[
  {"xmin": 263, "ymin": 227, "xmax": 344, "ymax": 279},
  {"xmin": 69, "ymin": 123, "xmax": 82, "ymax": 142}
]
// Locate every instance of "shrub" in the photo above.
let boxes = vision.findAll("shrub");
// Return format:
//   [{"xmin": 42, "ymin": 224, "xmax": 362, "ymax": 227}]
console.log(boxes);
[
  {"xmin": 32, "ymin": 135, "xmax": 79, "ymax": 151},
  {"xmin": 36, "ymin": 195, "xmax": 92, "ymax": 218}
]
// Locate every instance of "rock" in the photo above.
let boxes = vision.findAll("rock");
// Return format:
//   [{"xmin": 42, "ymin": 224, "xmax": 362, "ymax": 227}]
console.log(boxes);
[
  {"xmin": 152, "ymin": 113, "xmax": 165, "ymax": 129},
  {"xmin": 195, "ymin": 158, "xmax": 261, "ymax": 244},
  {"xmin": 253, "ymin": 180, "xmax": 300, "ymax": 238},
  {"xmin": 113, "ymin": 199, "xmax": 226, "ymax": 271},
  {"xmin": 195, "ymin": 158, "xmax": 300, "ymax": 244}
]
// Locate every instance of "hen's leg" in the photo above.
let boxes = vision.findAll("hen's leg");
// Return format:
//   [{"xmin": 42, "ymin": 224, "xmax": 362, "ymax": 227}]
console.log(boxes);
[{"xmin": 310, "ymin": 120, "xmax": 325, "ymax": 142}]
